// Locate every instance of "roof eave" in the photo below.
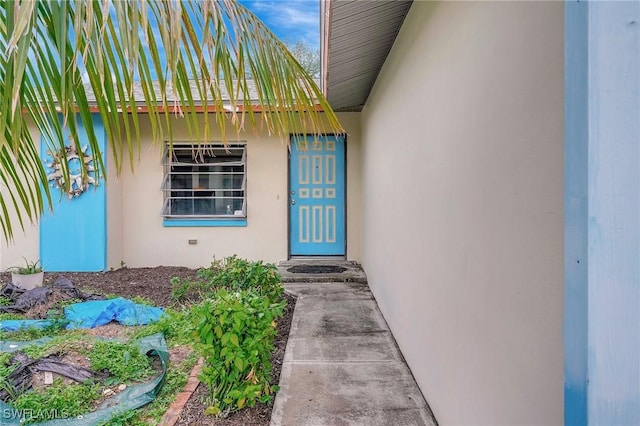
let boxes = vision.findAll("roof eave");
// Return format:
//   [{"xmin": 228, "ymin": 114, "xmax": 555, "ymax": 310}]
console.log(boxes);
[{"xmin": 321, "ymin": 0, "xmax": 413, "ymax": 112}]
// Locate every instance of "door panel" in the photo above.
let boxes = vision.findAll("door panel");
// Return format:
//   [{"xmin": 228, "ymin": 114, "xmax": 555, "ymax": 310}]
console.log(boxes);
[{"xmin": 290, "ymin": 135, "xmax": 345, "ymax": 256}]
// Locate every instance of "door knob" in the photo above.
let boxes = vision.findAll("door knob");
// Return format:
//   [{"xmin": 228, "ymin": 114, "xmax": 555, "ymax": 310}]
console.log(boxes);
[{"xmin": 290, "ymin": 199, "xmax": 296, "ymax": 205}]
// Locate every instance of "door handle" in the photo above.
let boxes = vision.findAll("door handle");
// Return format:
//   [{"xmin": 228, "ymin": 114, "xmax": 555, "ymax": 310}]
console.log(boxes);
[{"xmin": 290, "ymin": 199, "xmax": 296, "ymax": 205}]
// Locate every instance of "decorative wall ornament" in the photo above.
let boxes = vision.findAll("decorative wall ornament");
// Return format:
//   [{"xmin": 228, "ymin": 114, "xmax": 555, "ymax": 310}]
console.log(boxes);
[{"xmin": 46, "ymin": 145, "xmax": 98, "ymax": 199}]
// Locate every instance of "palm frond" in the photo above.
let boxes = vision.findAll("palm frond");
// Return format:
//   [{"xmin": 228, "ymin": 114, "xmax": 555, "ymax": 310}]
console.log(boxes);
[{"xmin": 0, "ymin": 0, "xmax": 343, "ymax": 240}]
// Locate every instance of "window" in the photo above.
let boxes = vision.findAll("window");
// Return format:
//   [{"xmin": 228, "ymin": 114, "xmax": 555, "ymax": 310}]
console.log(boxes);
[{"xmin": 162, "ymin": 143, "xmax": 246, "ymax": 221}]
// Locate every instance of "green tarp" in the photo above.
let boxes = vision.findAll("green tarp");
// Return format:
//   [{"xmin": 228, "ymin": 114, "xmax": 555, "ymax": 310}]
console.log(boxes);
[{"xmin": 0, "ymin": 333, "xmax": 169, "ymax": 425}]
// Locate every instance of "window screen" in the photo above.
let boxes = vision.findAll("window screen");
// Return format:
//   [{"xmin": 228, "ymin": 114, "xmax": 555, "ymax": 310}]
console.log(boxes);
[{"xmin": 162, "ymin": 144, "xmax": 246, "ymax": 218}]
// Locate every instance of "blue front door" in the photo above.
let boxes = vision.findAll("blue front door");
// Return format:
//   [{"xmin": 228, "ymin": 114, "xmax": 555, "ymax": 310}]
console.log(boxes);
[
  {"xmin": 290, "ymin": 135, "xmax": 345, "ymax": 256},
  {"xmin": 40, "ymin": 115, "xmax": 107, "ymax": 272}
]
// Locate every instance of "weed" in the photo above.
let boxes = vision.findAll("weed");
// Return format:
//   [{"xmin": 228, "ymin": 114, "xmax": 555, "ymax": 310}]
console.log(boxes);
[
  {"xmin": 129, "ymin": 295, "xmax": 155, "ymax": 306},
  {"xmin": 20, "ymin": 331, "xmax": 89, "ymax": 359},
  {"xmin": 98, "ymin": 409, "xmax": 138, "ymax": 426},
  {"xmin": 0, "ymin": 296, "xmax": 12, "ymax": 306},
  {"xmin": 0, "ymin": 320, "xmax": 67, "ymax": 342},
  {"xmin": 13, "ymin": 378, "xmax": 100, "ymax": 424},
  {"xmin": 129, "ymin": 306, "xmax": 196, "ymax": 345},
  {"xmin": 89, "ymin": 340, "xmax": 154, "ymax": 382},
  {"xmin": 171, "ymin": 256, "xmax": 283, "ymax": 303},
  {"xmin": 98, "ymin": 350, "xmax": 199, "ymax": 426},
  {"xmin": 0, "ymin": 352, "xmax": 14, "ymax": 378},
  {"xmin": 0, "ymin": 352, "xmax": 17, "ymax": 395},
  {"xmin": 0, "ymin": 312, "xmax": 23, "ymax": 320},
  {"xmin": 9, "ymin": 258, "xmax": 42, "ymax": 275}
]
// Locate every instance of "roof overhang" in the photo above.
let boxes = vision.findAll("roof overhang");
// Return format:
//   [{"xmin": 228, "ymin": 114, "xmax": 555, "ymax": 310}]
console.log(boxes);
[{"xmin": 321, "ymin": 0, "xmax": 413, "ymax": 112}]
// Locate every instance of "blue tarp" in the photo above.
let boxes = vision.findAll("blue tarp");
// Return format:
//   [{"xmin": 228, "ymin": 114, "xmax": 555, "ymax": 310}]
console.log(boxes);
[
  {"xmin": 0, "ymin": 298, "xmax": 164, "ymax": 331},
  {"xmin": 0, "ymin": 320, "xmax": 54, "ymax": 332},
  {"xmin": 64, "ymin": 298, "xmax": 164, "ymax": 329}
]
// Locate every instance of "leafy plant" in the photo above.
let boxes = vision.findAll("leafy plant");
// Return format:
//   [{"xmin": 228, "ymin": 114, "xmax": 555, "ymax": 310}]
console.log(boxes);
[
  {"xmin": 20, "ymin": 332, "xmax": 89, "ymax": 359},
  {"xmin": 0, "ymin": 0, "xmax": 342, "ymax": 241},
  {"xmin": 99, "ymin": 409, "xmax": 140, "ymax": 426},
  {"xmin": 128, "ymin": 295, "xmax": 155, "ymax": 306},
  {"xmin": 88, "ymin": 341, "xmax": 154, "ymax": 382},
  {"xmin": 0, "ymin": 320, "xmax": 67, "ymax": 342},
  {"xmin": 10, "ymin": 258, "xmax": 42, "ymax": 275},
  {"xmin": 171, "ymin": 256, "xmax": 283, "ymax": 303},
  {"xmin": 0, "ymin": 312, "xmax": 22, "ymax": 321},
  {"xmin": 194, "ymin": 288, "xmax": 285, "ymax": 416},
  {"xmin": 129, "ymin": 306, "xmax": 197, "ymax": 345},
  {"xmin": 0, "ymin": 304, "xmax": 205, "ymax": 425},
  {"xmin": 0, "ymin": 352, "xmax": 17, "ymax": 396},
  {"xmin": 12, "ymin": 378, "xmax": 101, "ymax": 424},
  {"xmin": 98, "ymin": 350, "xmax": 199, "ymax": 426}
]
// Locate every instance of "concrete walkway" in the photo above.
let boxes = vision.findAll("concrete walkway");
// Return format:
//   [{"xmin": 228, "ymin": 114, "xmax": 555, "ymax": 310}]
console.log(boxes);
[{"xmin": 271, "ymin": 280, "xmax": 437, "ymax": 426}]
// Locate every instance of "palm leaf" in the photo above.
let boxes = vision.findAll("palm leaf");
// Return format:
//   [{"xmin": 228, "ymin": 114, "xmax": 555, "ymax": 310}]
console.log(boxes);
[{"xmin": 0, "ymin": 0, "xmax": 343, "ymax": 240}]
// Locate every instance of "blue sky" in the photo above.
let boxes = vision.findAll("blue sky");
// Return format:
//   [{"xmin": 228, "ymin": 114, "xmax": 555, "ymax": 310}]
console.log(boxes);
[
  {"xmin": 241, "ymin": 0, "xmax": 320, "ymax": 48},
  {"xmin": 79, "ymin": 1, "xmax": 320, "ymax": 83}
]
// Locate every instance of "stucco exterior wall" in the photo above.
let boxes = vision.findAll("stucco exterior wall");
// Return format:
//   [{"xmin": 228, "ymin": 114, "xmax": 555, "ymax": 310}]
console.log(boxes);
[
  {"xmin": 0, "ymin": 125, "xmax": 41, "ymax": 270},
  {"xmin": 2, "ymin": 113, "xmax": 361, "ymax": 271},
  {"xmin": 343, "ymin": 113, "xmax": 363, "ymax": 262},
  {"xmin": 113, "ymin": 112, "xmax": 361, "ymax": 269},
  {"xmin": 106, "ymin": 139, "xmax": 124, "ymax": 269},
  {"xmin": 360, "ymin": 2, "xmax": 564, "ymax": 425},
  {"xmin": 0, "ymin": 219, "xmax": 39, "ymax": 271},
  {"xmin": 118, "ymin": 117, "xmax": 288, "ymax": 268}
]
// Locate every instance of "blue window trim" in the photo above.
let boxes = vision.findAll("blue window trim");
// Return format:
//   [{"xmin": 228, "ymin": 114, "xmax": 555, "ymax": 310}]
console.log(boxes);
[{"xmin": 163, "ymin": 219, "xmax": 247, "ymax": 227}]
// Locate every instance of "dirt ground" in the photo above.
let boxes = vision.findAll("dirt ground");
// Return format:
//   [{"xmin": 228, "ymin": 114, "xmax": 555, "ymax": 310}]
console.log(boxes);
[{"xmin": 0, "ymin": 266, "xmax": 296, "ymax": 425}]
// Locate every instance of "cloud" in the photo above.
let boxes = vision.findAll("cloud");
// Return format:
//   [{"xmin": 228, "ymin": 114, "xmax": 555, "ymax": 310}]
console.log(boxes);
[{"xmin": 241, "ymin": 0, "xmax": 320, "ymax": 48}]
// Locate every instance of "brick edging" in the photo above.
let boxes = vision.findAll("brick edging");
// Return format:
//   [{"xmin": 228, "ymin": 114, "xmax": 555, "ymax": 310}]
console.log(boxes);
[{"xmin": 159, "ymin": 357, "xmax": 204, "ymax": 426}]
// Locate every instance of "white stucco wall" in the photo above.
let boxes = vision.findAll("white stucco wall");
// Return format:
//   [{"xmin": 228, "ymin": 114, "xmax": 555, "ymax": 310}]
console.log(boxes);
[
  {"xmin": 360, "ymin": 2, "xmax": 564, "ymax": 425},
  {"xmin": 117, "ymin": 117, "xmax": 288, "ymax": 268},
  {"xmin": 343, "ymin": 113, "xmax": 363, "ymax": 262},
  {"xmin": 0, "ymin": 125, "xmax": 41, "ymax": 270},
  {"xmin": 0, "ymin": 220, "xmax": 39, "ymax": 271},
  {"xmin": 106, "ymin": 139, "xmax": 124, "ymax": 269}
]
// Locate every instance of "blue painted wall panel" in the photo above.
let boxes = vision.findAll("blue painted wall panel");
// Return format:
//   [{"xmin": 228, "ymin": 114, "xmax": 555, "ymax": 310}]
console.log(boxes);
[
  {"xmin": 564, "ymin": 2, "xmax": 589, "ymax": 424},
  {"xmin": 565, "ymin": 1, "xmax": 640, "ymax": 424},
  {"xmin": 40, "ymin": 115, "xmax": 107, "ymax": 272},
  {"xmin": 587, "ymin": 2, "xmax": 640, "ymax": 424}
]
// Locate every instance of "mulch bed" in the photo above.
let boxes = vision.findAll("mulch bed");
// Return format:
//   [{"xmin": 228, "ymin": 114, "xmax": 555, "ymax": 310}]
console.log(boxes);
[{"xmin": 0, "ymin": 266, "xmax": 296, "ymax": 425}]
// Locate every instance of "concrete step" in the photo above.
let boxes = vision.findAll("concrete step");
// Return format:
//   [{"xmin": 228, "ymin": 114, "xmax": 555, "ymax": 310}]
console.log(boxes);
[{"xmin": 278, "ymin": 260, "xmax": 368, "ymax": 283}]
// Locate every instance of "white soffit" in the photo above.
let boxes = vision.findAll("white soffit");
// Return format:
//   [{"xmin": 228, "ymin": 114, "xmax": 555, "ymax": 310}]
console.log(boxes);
[{"xmin": 322, "ymin": 0, "xmax": 413, "ymax": 112}]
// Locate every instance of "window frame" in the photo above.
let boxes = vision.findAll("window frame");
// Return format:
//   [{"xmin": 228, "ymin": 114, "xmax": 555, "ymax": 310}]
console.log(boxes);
[{"xmin": 161, "ymin": 142, "xmax": 247, "ymax": 226}]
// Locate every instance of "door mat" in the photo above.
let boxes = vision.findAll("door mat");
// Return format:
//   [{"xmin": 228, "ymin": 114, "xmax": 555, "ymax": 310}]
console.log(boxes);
[{"xmin": 286, "ymin": 265, "xmax": 347, "ymax": 274}]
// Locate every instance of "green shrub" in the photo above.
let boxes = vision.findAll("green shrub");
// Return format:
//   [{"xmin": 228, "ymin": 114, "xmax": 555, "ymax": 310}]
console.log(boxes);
[
  {"xmin": 171, "ymin": 256, "xmax": 283, "ymax": 303},
  {"xmin": 194, "ymin": 288, "xmax": 285, "ymax": 416}
]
